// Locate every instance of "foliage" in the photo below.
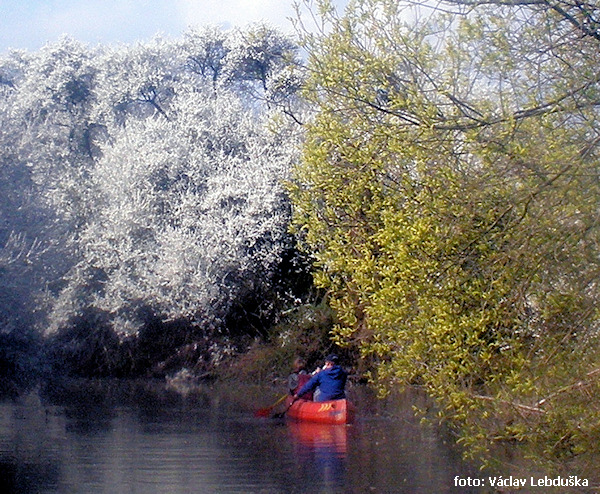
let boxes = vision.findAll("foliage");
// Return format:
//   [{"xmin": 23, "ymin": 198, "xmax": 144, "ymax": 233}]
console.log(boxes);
[
  {"xmin": 221, "ymin": 296, "xmax": 339, "ymax": 382},
  {"xmin": 289, "ymin": 0, "xmax": 600, "ymax": 467},
  {"xmin": 48, "ymin": 86, "xmax": 297, "ymax": 338},
  {"xmin": 0, "ymin": 24, "xmax": 307, "ymax": 378}
]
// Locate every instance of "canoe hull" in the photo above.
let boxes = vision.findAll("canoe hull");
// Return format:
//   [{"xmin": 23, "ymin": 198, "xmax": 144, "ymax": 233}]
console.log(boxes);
[{"xmin": 285, "ymin": 397, "xmax": 355, "ymax": 425}]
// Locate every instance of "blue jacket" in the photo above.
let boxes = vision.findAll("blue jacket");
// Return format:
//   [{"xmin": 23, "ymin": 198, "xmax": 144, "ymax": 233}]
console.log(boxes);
[{"xmin": 296, "ymin": 365, "xmax": 347, "ymax": 401}]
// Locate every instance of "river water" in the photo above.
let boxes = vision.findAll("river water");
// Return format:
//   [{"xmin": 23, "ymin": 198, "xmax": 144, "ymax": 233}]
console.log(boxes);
[{"xmin": 0, "ymin": 379, "xmax": 483, "ymax": 493}]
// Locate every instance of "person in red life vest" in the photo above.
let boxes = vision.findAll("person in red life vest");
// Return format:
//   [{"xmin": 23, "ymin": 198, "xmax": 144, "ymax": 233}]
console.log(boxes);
[{"xmin": 294, "ymin": 354, "xmax": 347, "ymax": 402}]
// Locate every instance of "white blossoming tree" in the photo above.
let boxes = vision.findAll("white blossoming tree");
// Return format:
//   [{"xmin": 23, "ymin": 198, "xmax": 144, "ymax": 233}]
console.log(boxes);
[
  {"xmin": 0, "ymin": 25, "xmax": 305, "ymax": 377},
  {"xmin": 49, "ymin": 87, "xmax": 299, "ymax": 339}
]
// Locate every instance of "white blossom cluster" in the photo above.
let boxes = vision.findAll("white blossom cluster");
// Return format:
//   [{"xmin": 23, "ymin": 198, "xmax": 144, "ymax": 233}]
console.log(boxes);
[{"xmin": 0, "ymin": 24, "xmax": 305, "ymax": 339}]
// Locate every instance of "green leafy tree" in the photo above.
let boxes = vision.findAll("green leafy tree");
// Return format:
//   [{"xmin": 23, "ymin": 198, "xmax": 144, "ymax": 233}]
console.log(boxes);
[{"xmin": 290, "ymin": 0, "xmax": 600, "ymax": 467}]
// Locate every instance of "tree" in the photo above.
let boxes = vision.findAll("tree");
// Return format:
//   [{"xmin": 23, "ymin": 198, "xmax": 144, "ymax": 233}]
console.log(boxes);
[
  {"xmin": 290, "ymin": 0, "xmax": 600, "ymax": 467},
  {"xmin": 49, "ymin": 86, "xmax": 299, "ymax": 341},
  {"xmin": 0, "ymin": 46, "xmax": 84, "ymax": 390},
  {"xmin": 0, "ymin": 25, "xmax": 305, "ymax": 378},
  {"xmin": 224, "ymin": 23, "xmax": 300, "ymax": 91},
  {"xmin": 0, "ymin": 39, "xmax": 98, "ymax": 334},
  {"xmin": 97, "ymin": 36, "xmax": 182, "ymax": 125},
  {"xmin": 182, "ymin": 25, "xmax": 228, "ymax": 86}
]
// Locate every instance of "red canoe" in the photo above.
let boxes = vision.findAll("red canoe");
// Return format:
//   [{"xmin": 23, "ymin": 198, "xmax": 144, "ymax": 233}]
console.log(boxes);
[{"xmin": 285, "ymin": 397, "xmax": 355, "ymax": 424}]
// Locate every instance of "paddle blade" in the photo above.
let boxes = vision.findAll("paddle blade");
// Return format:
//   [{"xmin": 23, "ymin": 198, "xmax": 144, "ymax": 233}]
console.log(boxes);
[{"xmin": 254, "ymin": 394, "xmax": 288, "ymax": 418}]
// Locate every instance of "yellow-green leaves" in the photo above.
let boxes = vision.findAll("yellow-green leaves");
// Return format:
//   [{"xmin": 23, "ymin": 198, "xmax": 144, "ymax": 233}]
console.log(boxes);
[{"xmin": 291, "ymin": 0, "xmax": 600, "ymax": 473}]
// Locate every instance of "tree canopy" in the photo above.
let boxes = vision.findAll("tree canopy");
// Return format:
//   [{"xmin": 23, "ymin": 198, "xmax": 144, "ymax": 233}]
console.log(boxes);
[
  {"xmin": 289, "ymin": 0, "xmax": 600, "ymax": 465},
  {"xmin": 0, "ymin": 23, "xmax": 305, "ymax": 375}
]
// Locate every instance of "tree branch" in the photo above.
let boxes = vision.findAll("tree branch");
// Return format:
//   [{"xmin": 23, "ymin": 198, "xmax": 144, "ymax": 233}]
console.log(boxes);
[
  {"xmin": 473, "ymin": 393, "xmax": 546, "ymax": 415},
  {"xmin": 425, "ymin": 0, "xmax": 600, "ymax": 42},
  {"xmin": 536, "ymin": 367, "xmax": 600, "ymax": 407}
]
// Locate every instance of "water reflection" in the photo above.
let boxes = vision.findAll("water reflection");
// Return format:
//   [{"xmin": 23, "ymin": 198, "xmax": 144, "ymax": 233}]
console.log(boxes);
[
  {"xmin": 0, "ymin": 381, "xmax": 484, "ymax": 494},
  {"xmin": 288, "ymin": 422, "xmax": 348, "ymax": 454},
  {"xmin": 287, "ymin": 423, "xmax": 348, "ymax": 489}
]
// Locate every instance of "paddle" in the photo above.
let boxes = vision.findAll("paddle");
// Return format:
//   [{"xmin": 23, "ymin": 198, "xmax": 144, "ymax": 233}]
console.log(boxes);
[
  {"xmin": 254, "ymin": 394, "xmax": 288, "ymax": 418},
  {"xmin": 271, "ymin": 396, "xmax": 298, "ymax": 419}
]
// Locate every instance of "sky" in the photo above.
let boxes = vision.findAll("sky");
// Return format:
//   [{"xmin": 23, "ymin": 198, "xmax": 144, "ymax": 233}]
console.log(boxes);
[{"xmin": 0, "ymin": 0, "xmax": 348, "ymax": 54}]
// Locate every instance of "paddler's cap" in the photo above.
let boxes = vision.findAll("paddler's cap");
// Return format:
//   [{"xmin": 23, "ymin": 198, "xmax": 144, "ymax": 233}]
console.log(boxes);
[{"xmin": 325, "ymin": 354, "xmax": 339, "ymax": 363}]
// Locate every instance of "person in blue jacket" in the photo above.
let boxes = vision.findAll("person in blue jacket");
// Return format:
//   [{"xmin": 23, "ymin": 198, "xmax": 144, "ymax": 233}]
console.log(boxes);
[{"xmin": 294, "ymin": 354, "xmax": 347, "ymax": 402}]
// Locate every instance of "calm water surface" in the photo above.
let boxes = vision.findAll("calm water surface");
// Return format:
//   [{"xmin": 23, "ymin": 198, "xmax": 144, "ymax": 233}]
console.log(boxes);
[{"xmin": 0, "ymin": 380, "xmax": 481, "ymax": 493}]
